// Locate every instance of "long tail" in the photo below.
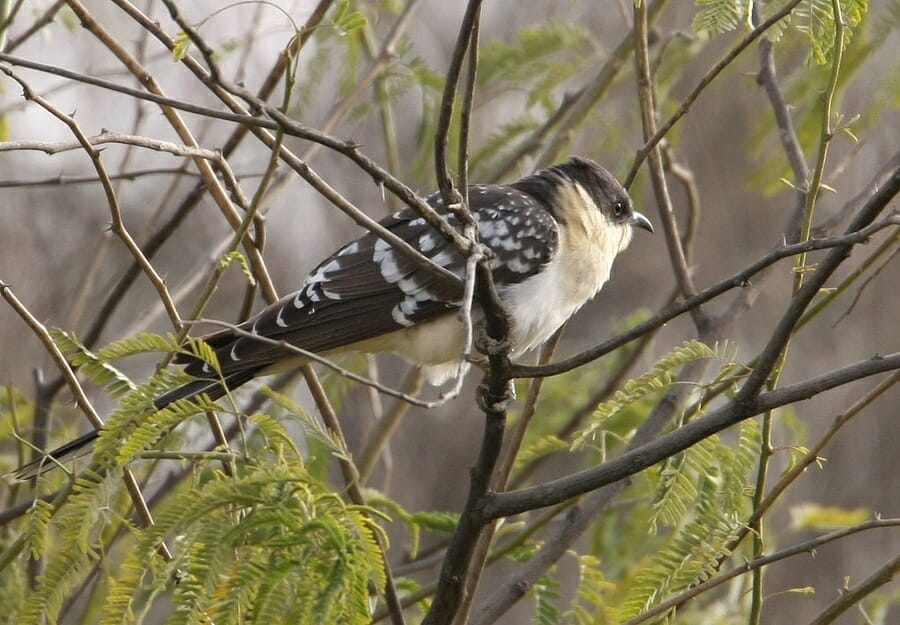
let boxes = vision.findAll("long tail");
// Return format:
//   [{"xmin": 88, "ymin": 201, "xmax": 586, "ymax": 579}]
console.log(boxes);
[
  {"xmin": 9, "ymin": 369, "xmax": 259, "ymax": 482},
  {"xmin": 12, "ymin": 429, "xmax": 101, "ymax": 482}
]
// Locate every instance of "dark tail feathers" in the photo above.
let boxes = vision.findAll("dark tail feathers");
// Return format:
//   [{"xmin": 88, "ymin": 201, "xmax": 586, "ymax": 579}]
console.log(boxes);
[{"xmin": 9, "ymin": 368, "xmax": 260, "ymax": 482}]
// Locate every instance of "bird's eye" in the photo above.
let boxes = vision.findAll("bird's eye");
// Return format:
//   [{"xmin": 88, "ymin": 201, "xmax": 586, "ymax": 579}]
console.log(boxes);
[{"xmin": 613, "ymin": 201, "xmax": 626, "ymax": 218}]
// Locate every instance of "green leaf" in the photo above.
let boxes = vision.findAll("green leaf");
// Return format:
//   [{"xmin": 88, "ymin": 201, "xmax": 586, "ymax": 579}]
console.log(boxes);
[
  {"xmin": 332, "ymin": 0, "xmax": 367, "ymax": 36},
  {"xmin": 790, "ymin": 503, "xmax": 871, "ymax": 529},
  {"xmin": 173, "ymin": 31, "xmax": 192, "ymax": 61},
  {"xmin": 573, "ymin": 340, "xmax": 715, "ymax": 450},
  {"xmin": 692, "ymin": 0, "xmax": 749, "ymax": 35},
  {"xmin": 218, "ymin": 250, "xmax": 256, "ymax": 286},
  {"xmin": 50, "ymin": 329, "xmax": 137, "ymax": 397},
  {"xmin": 409, "ymin": 511, "xmax": 459, "ymax": 534}
]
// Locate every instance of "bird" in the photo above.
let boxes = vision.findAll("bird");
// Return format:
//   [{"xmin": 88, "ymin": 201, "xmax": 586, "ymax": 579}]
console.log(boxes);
[{"xmin": 12, "ymin": 156, "xmax": 652, "ymax": 480}]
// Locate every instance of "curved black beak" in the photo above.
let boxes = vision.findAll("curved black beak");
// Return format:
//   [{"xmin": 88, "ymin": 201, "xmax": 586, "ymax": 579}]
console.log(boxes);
[{"xmin": 631, "ymin": 211, "xmax": 654, "ymax": 233}]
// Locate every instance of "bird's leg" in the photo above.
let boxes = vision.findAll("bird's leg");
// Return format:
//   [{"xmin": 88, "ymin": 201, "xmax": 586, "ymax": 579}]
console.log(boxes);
[{"xmin": 473, "ymin": 319, "xmax": 511, "ymax": 357}]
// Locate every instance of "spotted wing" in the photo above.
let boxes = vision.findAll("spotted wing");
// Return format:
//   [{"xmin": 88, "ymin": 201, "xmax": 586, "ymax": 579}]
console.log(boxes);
[{"xmin": 179, "ymin": 185, "xmax": 558, "ymax": 378}]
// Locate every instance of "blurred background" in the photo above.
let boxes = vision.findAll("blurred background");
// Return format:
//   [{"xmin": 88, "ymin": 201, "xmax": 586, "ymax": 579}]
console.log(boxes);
[{"xmin": 1, "ymin": 1, "xmax": 898, "ymax": 623}]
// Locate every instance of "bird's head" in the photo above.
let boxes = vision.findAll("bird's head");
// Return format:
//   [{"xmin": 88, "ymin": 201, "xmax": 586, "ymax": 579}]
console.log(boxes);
[{"xmin": 512, "ymin": 156, "xmax": 653, "ymax": 255}]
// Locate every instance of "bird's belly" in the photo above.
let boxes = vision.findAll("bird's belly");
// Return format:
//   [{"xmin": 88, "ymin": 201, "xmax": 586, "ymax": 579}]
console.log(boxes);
[{"xmin": 349, "ymin": 314, "xmax": 469, "ymax": 384}]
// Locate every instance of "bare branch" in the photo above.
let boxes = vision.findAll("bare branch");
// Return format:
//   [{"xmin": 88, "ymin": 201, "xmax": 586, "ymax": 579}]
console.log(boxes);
[
  {"xmin": 624, "ymin": 0, "xmax": 803, "ymax": 188},
  {"xmin": 806, "ymin": 551, "xmax": 900, "ymax": 625}
]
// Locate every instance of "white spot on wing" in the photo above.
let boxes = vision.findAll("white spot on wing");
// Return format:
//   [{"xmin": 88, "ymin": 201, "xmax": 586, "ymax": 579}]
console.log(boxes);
[
  {"xmin": 276, "ymin": 306, "xmax": 289, "ymax": 327},
  {"xmin": 338, "ymin": 241, "xmax": 360, "ymax": 256},
  {"xmin": 397, "ymin": 276, "xmax": 424, "ymax": 294},
  {"xmin": 419, "ymin": 233, "xmax": 439, "ymax": 253},
  {"xmin": 376, "ymin": 250, "xmax": 403, "ymax": 282},
  {"xmin": 229, "ymin": 343, "xmax": 241, "ymax": 361},
  {"xmin": 431, "ymin": 249, "xmax": 456, "ymax": 267},
  {"xmin": 400, "ymin": 297, "xmax": 418, "ymax": 315},
  {"xmin": 321, "ymin": 286, "xmax": 343, "ymax": 300},
  {"xmin": 507, "ymin": 257, "xmax": 532, "ymax": 273},
  {"xmin": 392, "ymin": 304, "xmax": 415, "ymax": 327}
]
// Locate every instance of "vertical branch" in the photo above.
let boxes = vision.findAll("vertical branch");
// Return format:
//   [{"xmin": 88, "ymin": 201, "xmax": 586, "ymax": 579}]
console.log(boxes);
[
  {"xmin": 794, "ymin": 0, "xmax": 845, "ymax": 290},
  {"xmin": 754, "ymin": 5, "xmax": 809, "ymax": 242},
  {"xmin": 456, "ymin": 4, "xmax": 480, "ymax": 194},
  {"xmin": 749, "ymin": 6, "xmax": 846, "ymax": 624},
  {"xmin": 451, "ymin": 332, "xmax": 562, "ymax": 625},
  {"xmin": 624, "ymin": 0, "xmax": 803, "ymax": 188},
  {"xmin": 633, "ymin": 1, "xmax": 707, "ymax": 331},
  {"xmin": 434, "ymin": 0, "xmax": 483, "ymax": 207}
]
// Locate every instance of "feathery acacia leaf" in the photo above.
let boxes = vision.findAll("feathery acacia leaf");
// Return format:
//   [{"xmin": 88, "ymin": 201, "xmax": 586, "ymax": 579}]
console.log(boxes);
[
  {"xmin": 693, "ymin": 0, "xmax": 750, "ymax": 35},
  {"xmin": 573, "ymin": 340, "xmax": 715, "ymax": 450},
  {"xmin": 50, "ymin": 329, "xmax": 136, "ymax": 397}
]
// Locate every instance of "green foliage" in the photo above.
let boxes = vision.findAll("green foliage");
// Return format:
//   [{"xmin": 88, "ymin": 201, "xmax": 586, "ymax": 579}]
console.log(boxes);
[
  {"xmin": 332, "ymin": 0, "xmax": 368, "ymax": 37},
  {"xmin": 363, "ymin": 489, "xmax": 458, "ymax": 559},
  {"xmin": 531, "ymin": 572, "xmax": 563, "ymax": 625},
  {"xmin": 478, "ymin": 22, "xmax": 592, "ymax": 112},
  {"xmin": 794, "ymin": 0, "xmax": 869, "ymax": 64},
  {"xmin": 617, "ymin": 475, "xmax": 746, "ymax": 621},
  {"xmin": 565, "ymin": 555, "xmax": 616, "ymax": 625},
  {"xmin": 470, "ymin": 114, "xmax": 540, "ymax": 177},
  {"xmin": 50, "ymin": 329, "xmax": 137, "ymax": 398},
  {"xmin": 23, "ymin": 498, "xmax": 54, "ymax": 560},
  {"xmin": 95, "ymin": 463, "xmax": 385, "ymax": 625},
  {"xmin": 92, "ymin": 331, "xmax": 185, "ymax": 363},
  {"xmin": 572, "ymin": 341, "xmax": 716, "ymax": 450},
  {"xmin": 693, "ymin": 0, "xmax": 751, "ymax": 35},
  {"xmin": 789, "ymin": 502, "xmax": 871, "ymax": 529},
  {"xmin": 259, "ymin": 386, "xmax": 350, "ymax": 465},
  {"xmin": 172, "ymin": 31, "xmax": 191, "ymax": 61},
  {"xmin": 218, "ymin": 250, "xmax": 256, "ymax": 286}
]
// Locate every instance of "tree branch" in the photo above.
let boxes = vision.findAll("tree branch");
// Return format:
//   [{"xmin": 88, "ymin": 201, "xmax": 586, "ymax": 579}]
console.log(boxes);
[{"xmin": 485, "ymin": 352, "xmax": 900, "ymax": 519}]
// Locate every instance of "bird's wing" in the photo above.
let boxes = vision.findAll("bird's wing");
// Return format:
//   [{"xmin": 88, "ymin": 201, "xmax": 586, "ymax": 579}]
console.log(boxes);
[{"xmin": 178, "ymin": 186, "xmax": 558, "ymax": 377}]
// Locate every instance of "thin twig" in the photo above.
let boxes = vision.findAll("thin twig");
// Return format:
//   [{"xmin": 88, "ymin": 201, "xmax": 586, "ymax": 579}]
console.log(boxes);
[
  {"xmin": 0, "ymin": 131, "xmax": 223, "ymax": 160},
  {"xmin": 533, "ymin": 0, "xmax": 670, "ymax": 171},
  {"xmin": 621, "ymin": 519, "xmax": 900, "ymax": 625},
  {"xmin": 806, "ymin": 551, "xmax": 900, "ymax": 625},
  {"xmin": 1, "ymin": 0, "xmax": 63, "ymax": 53},
  {"xmin": 624, "ymin": 0, "xmax": 804, "ymax": 188},
  {"xmin": 633, "ymin": 1, "xmax": 705, "ymax": 333},
  {"xmin": 357, "ymin": 368, "xmax": 425, "ymax": 485},
  {"xmin": 62, "ymin": 0, "xmax": 277, "ymax": 303}
]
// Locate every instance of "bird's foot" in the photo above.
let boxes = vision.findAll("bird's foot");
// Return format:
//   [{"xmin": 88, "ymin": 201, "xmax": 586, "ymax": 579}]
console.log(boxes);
[
  {"xmin": 477, "ymin": 379, "xmax": 516, "ymax": 413},
  {"xmin": 474, "ymin": 323, "xmax": 511, "ymax": 357}
]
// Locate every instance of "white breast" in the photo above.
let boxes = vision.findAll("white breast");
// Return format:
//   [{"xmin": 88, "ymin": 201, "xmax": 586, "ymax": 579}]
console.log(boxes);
[{"xmin": 501, "ymin": 248, "xmax": 605, "ymax": 355}]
